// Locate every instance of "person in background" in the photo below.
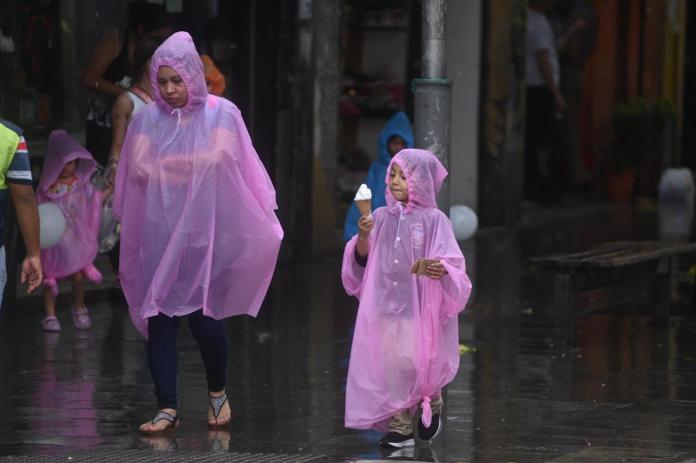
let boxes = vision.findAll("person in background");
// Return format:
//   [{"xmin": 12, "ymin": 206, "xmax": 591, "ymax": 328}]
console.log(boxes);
[
  {"xmin": 109, "ymin": 35, "xmax": 163, "ymax": 162},
  {"xmin": 525, "ymin": 0, "xmax": 564, "ymax": 203},
  {"xmin": 104, "ymin": 36, "xmax": 163, "ymax": 288},
  {"xmin": 343, "ymin": 111, "xmax": 413, "ymax": 241},
  {"xmin": 201, "ymin": 55, "xmax": 226, "ymax": 96},
  {"xmin": 81, "ymin": 1, "xmax": 170, "ymax": 167},
  {"xmin": 550, "ymin": 0, "xmax": 596, "ymax": 191},
  {"xmin": 0, "ymin": 119, "xmax": 42, "ymax": 303}
]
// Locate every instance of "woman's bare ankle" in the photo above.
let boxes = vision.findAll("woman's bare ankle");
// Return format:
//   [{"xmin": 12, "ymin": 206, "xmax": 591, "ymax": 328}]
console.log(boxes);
[{"xmin": 209, "ymin": 389, "xmax": 225, "ymax": 398}]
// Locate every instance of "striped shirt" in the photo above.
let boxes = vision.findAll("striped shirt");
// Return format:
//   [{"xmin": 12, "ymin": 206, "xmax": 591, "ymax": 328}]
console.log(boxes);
[
  {"xmin": 0, "ymin": 120, "xmax": 33, "ymax": 246},
  {"xmin": 0, "ymin": 121, "xmax": 32, "ymax": 187}
]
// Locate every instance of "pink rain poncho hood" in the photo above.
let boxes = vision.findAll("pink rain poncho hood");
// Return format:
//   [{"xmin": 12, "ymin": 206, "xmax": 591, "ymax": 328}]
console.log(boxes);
[
  {"xmin": 341, "ymin": 149, "xmax": 472, "ymax": 431},
  {"xmin": 38, "ymin": 130, "xmax": 103, "ymax": 294},
  {"xmin": 113, "ymin": 32, "xmax": 283, "ymax": 337}
]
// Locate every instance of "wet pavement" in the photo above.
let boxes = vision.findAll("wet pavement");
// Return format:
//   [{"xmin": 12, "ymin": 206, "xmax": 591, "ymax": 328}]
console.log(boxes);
[{"xmin": 2, "ymin": 202, "xmax": 696, "ymax": 462}]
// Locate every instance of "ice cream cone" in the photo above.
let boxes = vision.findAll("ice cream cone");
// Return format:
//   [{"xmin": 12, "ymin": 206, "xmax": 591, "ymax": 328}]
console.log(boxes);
[{"xmin": 356, "ymin": 199, "xmax": 371, "ymax": 217}]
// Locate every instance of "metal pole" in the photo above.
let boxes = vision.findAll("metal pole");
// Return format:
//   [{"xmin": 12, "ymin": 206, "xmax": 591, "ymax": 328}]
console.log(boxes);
[
  {"xmin": 413, "ymin": 0, "xmax": 453, "ymax": 430},
  {"xmin": 413, "ymin": 0, "xmax": 451, "ymax": 213},
  {"xmin": 421, "ymin": 0, "xmax": 447, "ymax": 78}
]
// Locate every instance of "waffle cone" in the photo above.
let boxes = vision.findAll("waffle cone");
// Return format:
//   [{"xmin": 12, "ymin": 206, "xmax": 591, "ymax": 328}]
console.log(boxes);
[{"xmin": 355, "ymin": 199, "xmax": 372, "ymax": 217}]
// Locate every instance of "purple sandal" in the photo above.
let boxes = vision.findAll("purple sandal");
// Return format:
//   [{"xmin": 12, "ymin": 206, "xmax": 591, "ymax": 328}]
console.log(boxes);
[
  {"xmin": 71, "ymin": 306, "xmax": 91, "ymax": 330},
  {"xmin": 41, "ymin": 315, "xmax": 61, "ymax": 332}
]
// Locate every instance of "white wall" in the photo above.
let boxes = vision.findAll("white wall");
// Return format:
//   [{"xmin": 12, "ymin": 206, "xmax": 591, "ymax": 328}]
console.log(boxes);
[{"xmin": 447, "ymin": 0, "xmax": 482, "ymax": 211}]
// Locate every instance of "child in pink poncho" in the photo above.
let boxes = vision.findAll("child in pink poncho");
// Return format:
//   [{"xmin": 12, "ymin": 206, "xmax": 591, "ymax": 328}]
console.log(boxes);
[
  {"xmin": 342, "ymin": 148, "xmax": 472, "ymax": 449},
  {"xmin": 38, "ymin": 130, "xmax": 108, "ymax": 332}
]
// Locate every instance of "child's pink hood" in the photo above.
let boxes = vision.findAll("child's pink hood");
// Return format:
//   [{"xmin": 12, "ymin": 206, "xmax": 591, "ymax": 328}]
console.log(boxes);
[
  {"xmin": 385, "ymin": 148, "xmax": 448, "ymax": 210},
  {"xmin": 38, "ymin": 130, "xmax": 97, "ymax": 197},
  {"xmin": 341, "ymin": 148, "xmax": 472, "ymax": 431}
]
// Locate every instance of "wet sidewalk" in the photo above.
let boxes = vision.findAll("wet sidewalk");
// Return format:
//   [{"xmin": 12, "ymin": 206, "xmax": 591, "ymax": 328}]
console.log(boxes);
[{"xmin": 2, "ymin": 202, "xmax": 696, "ymax": 462}]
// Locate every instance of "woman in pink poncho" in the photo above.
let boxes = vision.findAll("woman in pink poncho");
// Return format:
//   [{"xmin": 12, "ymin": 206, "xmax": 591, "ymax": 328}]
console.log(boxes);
[
  {"xmin": 39, "ymin": 130, "xmax": 106, "ymax": 333},
  {"xmin": 113, "ymin": 32, "xmax": 282, "ymax": 434},
  {"xmin": 342, "ymin": 148, "xmax": 472, "ymax": 449}
]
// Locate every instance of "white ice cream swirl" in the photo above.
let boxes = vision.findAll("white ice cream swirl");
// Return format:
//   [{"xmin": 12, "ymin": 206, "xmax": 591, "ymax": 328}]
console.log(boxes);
[{"xmin": 354, "ymin": 184, "xmax": 372, "ymax": 201}]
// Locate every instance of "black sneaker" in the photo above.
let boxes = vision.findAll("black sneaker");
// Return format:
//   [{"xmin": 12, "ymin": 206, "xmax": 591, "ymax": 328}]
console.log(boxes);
[
  {"xmin": 417, "ymin": 413, "xmax": 442, "ymax": 441},
  {"xmin": 379, "ymin": 431, "xmax": 415, "ymax": 448}
]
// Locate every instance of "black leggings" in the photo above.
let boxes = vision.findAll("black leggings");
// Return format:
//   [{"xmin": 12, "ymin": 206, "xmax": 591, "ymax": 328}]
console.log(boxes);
[{"xmin": 148, "ymin": 310, "xmax": 228, "ymax": 409}]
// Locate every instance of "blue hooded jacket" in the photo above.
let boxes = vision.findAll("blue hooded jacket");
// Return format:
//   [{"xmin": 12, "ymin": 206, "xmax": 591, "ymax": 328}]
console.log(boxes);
[{"xmin": 342, "ymin": 112, "xmax": 414, "ymax": 241}]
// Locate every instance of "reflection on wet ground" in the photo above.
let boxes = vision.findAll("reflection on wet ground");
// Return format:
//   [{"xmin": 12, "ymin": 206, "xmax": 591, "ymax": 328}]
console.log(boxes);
[{"xmin": 2, "ymin": 203, "xmax": 696, "ymax": 462}]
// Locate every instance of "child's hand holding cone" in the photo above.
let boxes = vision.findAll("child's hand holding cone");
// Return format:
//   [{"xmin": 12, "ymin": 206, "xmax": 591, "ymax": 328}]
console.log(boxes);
[{"xmin": 357, "ymin": 215, "xmax": 374, "ymax": 240}]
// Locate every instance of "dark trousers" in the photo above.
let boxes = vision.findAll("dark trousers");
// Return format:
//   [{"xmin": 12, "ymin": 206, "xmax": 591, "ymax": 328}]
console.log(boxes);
[
  {"xmin": 109, "ymin": 247, "xmax": 119, "ymax": 273},
  {"xmin": 148, "ymin": 310, "xmax": 228, "ymax": 409},
  {"xmin": 85, "ymin": 120, "xmax": 112, "ymax": 167},
  {"xmin": 524, "ymin": 86, "xmax": 556, "ymax": 199}
]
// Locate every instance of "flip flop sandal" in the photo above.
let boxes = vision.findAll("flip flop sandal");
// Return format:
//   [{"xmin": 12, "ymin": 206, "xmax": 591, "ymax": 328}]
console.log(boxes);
[
  {"xmin": 140, "ymin": 411, "xmax": 179, "ymax": 435},
  {"xmin": 208, "ymin": 393, "xmax": 231, "ymax": 427}
]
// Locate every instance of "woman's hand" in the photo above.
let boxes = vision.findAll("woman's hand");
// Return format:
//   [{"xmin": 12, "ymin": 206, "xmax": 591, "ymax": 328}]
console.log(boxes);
[
  {"xmin": 102, "ymin": 184, "xmax": 115, "ymax": 201},
  {"xmin": 425, "ymin": 261, "xmax": 447, "ymax": 280},
  {"xmin": 106, "ymin": 157, "xmax": 119, "ymax": 187}
]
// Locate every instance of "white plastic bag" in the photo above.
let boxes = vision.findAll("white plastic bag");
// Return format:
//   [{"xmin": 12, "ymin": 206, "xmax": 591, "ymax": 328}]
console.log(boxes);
[
  {"xmin": 658, "ymin": 168, "xmax": 695, "ymax": 240},
  {"xmin": 92, "ymin": 164, "xmax": 120, "ymax": 253},
  {"xmin": 658, "ymin": 168, "xmax": 695, "ymax": 202}
]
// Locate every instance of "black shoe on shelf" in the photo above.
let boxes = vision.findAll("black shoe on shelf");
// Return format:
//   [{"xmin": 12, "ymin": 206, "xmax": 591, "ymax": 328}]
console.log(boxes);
[
  {"xmin": 417, "ymin": 413, "xmax": 442, "ymax": 441},
  {"xmin": 379, "ymin": 431, "xmax": 415, "ymax": 448}
]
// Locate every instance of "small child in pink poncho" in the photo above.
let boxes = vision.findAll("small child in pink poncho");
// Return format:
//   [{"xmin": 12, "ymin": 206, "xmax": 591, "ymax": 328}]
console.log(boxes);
[
  {"xmin": 38, "ymin": 130, "xmax": 110, "ymax": 333},
  {"xmin": 341, "ymin": 148, "xmax": 472, "ymax": 449}
]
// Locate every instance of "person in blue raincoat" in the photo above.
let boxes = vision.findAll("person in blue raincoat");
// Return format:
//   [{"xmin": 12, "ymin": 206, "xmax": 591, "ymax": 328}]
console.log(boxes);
[{"xmin": 343, "ymin": 112, "xmax": 414, "ymax": 241}]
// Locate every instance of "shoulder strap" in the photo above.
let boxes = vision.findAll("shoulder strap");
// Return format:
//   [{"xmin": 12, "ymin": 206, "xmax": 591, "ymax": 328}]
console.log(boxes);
[{"xmin": 130, "ymin": 85, "xmax": 153, "ymax": 104}]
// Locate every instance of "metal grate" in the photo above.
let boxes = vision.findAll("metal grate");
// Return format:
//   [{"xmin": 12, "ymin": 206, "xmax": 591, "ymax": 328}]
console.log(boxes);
[{"xmin": 0, "ymin": 450, "xmax": 329, "ymax": 463}]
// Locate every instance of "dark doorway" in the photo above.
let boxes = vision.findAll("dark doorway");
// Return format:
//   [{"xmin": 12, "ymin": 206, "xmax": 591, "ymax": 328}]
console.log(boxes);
[
  {"xmin": 171, "ymin": 0, "xmax": 280, "ymax": 177},
  {"xmin": 682, "ymin": 2, "xmax": 696, "ymax": 168}
]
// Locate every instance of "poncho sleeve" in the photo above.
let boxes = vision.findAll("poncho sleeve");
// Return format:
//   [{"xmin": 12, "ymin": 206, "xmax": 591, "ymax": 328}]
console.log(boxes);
[
  {"xmin": 341, "ymin": 235, "xmax": 365, "ymax": 297},
  {"xmin": 85, "ymin": 183, "xmax": 105, "ymax": 239},
  {"xmin": 230, "ymin": 107, "xmax": 278, "ymax": 214},
  {"xmin": 112, "ymin": 120, "xmax": 137, "ymax": 221},
  {"xmin": 427, "ymin": 211, "xmax": 472, "ymax": 318}
]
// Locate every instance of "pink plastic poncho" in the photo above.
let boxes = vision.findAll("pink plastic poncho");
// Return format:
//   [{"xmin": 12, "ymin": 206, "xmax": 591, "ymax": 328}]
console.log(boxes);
[
  {"xmin": 341, "ymin": 149, "xmax": 472, "ymax": 431},
  {"xmin": 113, "ymin": 32, "xmax": 283, "ymax": 338},
  {"xmin": 38, "ymin": 130, "xmax": 103, "ymax": 295}
]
